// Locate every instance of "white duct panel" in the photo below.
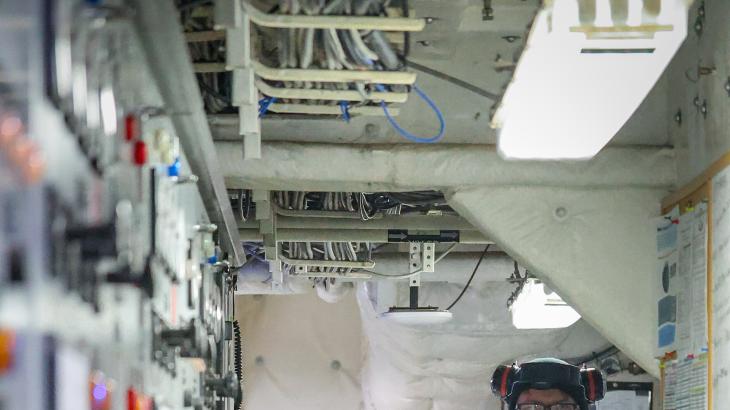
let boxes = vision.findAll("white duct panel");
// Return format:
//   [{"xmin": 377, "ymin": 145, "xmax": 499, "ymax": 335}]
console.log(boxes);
[
  {"xmin": 493, "ymin": 0, "xmax": 689, "ymax": 159},
  {"xmin": 447, "ymin": 186, "xmax": 664, "ymax": 376}
]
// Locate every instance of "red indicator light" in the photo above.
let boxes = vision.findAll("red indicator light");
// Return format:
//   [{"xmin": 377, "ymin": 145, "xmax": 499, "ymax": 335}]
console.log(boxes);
[
  {"xmin": 124, "ymin": 114, "xmax": 140, "ymax": 141},
  {"xmin": 133, "ymin": 140, "xmax": 147, "ymax": 166},
  {"xmin": 127, "ymin": 388, "xmax": 137, "ymax": 410}
]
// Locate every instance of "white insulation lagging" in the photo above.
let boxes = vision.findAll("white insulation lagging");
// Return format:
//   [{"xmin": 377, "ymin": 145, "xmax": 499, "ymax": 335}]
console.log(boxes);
[{"xmin": 355, "ymin": 280, "xmax": 610, "ymax": 410}]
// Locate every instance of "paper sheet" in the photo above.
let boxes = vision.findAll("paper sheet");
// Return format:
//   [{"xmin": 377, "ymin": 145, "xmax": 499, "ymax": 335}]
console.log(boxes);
[
  {"xmin": 656, "ymin": 204, "xmax": 708, "ymax": 357},
  {"xmin": 663, "ymin": 354, "xmax": 708, "ymax": 410},
  {"xmin": 690, "ymin": 204, "xmax": 708, "ymax": 354},
  {"xmin": 657, "ymin": 207, "xmax": 680, "ymax": 353},
  {"xmin": 712, "ymin": 166, "xmax": 730, "ymax": 409},
  {"xmin": 676, "ymin": 210, "xmax": 693, "ymax": 352}
]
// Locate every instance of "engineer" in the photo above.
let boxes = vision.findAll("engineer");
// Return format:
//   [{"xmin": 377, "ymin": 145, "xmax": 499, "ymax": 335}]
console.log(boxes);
[{"xmin": 491, "ymin": 358, "xmax": 605, "ymax": 410}]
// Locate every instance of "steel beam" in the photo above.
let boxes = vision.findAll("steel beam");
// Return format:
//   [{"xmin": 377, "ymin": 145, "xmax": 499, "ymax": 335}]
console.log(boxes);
[{"xmin": 130, "ymin": 0, "xmax": 245, "ymax": 266}]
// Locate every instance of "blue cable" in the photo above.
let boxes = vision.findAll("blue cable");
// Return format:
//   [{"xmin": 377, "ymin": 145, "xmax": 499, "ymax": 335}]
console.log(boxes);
[
  {"xmin": 258, "ymin": 96, "xmax": 277, "ymax": 118},
  {"xmin": 338, "ymin": 101, "xmax": 351, "ymax": 123},
  {"xmin": 376, "ymin": 84, "xmax": 446, "ymax": 143}
]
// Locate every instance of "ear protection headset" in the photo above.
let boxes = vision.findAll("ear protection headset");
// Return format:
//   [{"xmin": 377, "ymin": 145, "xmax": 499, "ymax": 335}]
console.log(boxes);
[{"xmin": 491, "ymin": 358, "xmax": 605, "ymax": 410}]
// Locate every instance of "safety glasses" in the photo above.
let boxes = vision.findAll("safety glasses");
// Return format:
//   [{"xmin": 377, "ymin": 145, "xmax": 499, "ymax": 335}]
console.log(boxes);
[{"xmin": 516, "ymin": 404, "xmax": 580, "ymax": 410}]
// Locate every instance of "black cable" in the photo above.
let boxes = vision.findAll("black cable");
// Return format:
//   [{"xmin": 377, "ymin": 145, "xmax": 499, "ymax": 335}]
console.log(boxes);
[
  {"xmin": 406, "ymin": 60, "xmax": 500, "ymax": 101},
  {"xmin": 233, "ymin": 320, "xmax": 243, "ymax": 410},
  {"xmin": 446, "ymin": 244, "xmax": 491, "ymax": 311},
  {"xmin": 401, "ymin": 0, "xmax": 410, "ymax": 62}
]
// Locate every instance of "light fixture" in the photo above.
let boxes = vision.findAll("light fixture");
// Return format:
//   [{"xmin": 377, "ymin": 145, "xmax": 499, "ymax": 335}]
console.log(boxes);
[
  {"xmin": 510, "ymin": 279, "xmax": 581, "ymax": 329},
  {"xmin": 379, "ymin": 283, "xmax": 453, "ymax": 326},
  {"xmin": 492, "ymin": 0, "xmax": 689, "ymax": 160},
  {"xmin": 379, "ymin": 307, "xmax": 453, "ymax": 326}
]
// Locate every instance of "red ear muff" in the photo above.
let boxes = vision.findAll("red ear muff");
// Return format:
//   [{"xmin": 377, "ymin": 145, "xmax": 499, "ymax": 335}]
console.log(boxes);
[
  {"xmin": 491, "ymin": 364, "xmax": 519, "ymax": 399},
  {"xmin": 580, "ymin": 368, "xmax": 606, "ymax": 402}
]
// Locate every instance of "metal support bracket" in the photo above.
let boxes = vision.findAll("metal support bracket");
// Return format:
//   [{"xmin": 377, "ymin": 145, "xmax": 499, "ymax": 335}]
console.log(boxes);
[
  {"xmin": 216, "ymin": 0, "xmax": 261, "ymax": 159},
  {"xmin": 409, "ymin": 242, "xmax": 422, "ymax": 273},
  {"xmin": 422, "ymin": 242, "xmax": 435, "ymax": 273},
  {"xmin": 252, "ymin": 190, "xmax": 277, "ymax": 260},
  {"xmin": 409, "ymin": 241, "xmax": 435, "ymax": 274},
  {"xmin": 270, "ymin": 260, "xmax": 284, "ymax": 291}
]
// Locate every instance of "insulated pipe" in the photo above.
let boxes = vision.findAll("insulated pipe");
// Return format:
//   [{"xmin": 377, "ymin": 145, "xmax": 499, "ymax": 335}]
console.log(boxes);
[
  {"xmin": 242, "ymin": 1, "xmax": 426, "ymax": 31},
  {"xmin": 238, "ymin": 228, "xmax": 490, "ymax": 243},
  {"xmin": 279, "ymin": 255, "xmax": 375, "ymax": 269},
  {"xmin": 267, "ymin": 103, "xmax": 397, "ymax": 116},
  {"xmin": 272, "ymin": 203, "xmax": 383, "ymax": 219},
  {"xmin": 251, "ymin": 61, "xmax": 417, "ymax": 84},
  {"xmin": 215, "ymin": 142, "xmax": 676, "ymax": 193},
  {"xmin": 251, "ymin": 214, "xmax": 478, "ymax": 231},
  {"xmin": 255, "ymin": 79, "xmax": 408, "ymax": 102}
]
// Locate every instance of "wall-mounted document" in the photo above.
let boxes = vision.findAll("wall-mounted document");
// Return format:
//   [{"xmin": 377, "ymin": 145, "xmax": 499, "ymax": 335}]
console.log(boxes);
[
  {"xmin": 657, "ymin": 207, "xmax": 680, "ymax": 353},
  {"xmin": 663, "ymin": 354, "xmax": 708, "ymax": 410},
  {"xmin": 712, "ymin": 166, "xmax": 730, "ymax": 410}
]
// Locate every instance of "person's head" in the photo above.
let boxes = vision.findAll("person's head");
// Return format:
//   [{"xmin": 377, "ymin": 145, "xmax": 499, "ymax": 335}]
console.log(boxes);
[
  {"xmin": 515, "ymin": 388, "xmax": 578, "ymax": 409},
  {"xmin": 491, "ymin": 358, "xmax": 605, "ymax": 410}
]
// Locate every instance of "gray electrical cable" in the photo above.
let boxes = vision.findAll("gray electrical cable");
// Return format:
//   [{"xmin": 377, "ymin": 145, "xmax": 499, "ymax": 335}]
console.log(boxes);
[{"xmin": 369, "ymin": 30, "xmax": 400, "ymax": 70}]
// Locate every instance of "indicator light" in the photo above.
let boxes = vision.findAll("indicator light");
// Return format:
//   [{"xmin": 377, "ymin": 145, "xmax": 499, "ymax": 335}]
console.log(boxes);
[
  {"xmin": 124, "ymin": 114, "xmax": 140, "ymax": 142},
  {"xmin": 167, "ymin": 157, "xmax": 181, "ymax": 177},
  {"xmin": 89, "ymin": 372, "xmax": 112, "ymax": 410},
  {"xmin": 0, "ymin": 329, "xmax": 16, "ymax": 374},
  {"xmin": 133, "ymin": 140, "xmax": 147, "ymax": 166},
  {"xmin": 127, "ymin": 388, "xmax": 137, "ymax": 410}
]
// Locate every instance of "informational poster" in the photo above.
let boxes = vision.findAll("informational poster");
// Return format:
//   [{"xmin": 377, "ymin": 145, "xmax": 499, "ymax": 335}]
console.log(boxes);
[
  {"xmin": 712, "ymin": 166, "xmax": 730, "ymax": 409},
  {"xmin": 689, "ymin": 204, "xmax": 708, "ymax": 354},
  {"xmin": 657, "ymin": 207, "xmax": 680, "ymax": 353},
  {"xmin": 656, "ymin": 204, "xmax": 708, "ymax": 357},
  {"xmin": 663, "ymin": 354, "xmax": 708, "ymax": 410},
  {"xmin": 659, "ymin": 203, "xmax": 709, "ymax": 410}
]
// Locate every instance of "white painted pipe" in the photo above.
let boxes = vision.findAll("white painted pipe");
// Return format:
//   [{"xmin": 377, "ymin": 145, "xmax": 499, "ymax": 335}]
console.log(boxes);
[
  {"xmin": 242, "ymin": 1, "xmax": 426, "ymax": 31},
  {"xmin": 238, "ymin": 228, "xmax": 490, "ymax": 243},
  {"xmin": 216, "ymin": 142, "xmax": 676, "ymax": 193},
  {"xmin": 256, "ymin": 79, "xmax": 408, "ymax": 103},
  {"xmin": 268, "ymin": 103, "xmax": 397, "ymax": 117},
  {"xmin": 252, "ymin": 61, "xmax": 416, "ymax": 84}
]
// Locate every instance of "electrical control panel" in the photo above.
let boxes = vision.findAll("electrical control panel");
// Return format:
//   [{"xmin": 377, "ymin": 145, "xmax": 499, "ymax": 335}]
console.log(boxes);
[{"xmin": 0, "ymin": 1, "xmax": 241, "ymax": 409}]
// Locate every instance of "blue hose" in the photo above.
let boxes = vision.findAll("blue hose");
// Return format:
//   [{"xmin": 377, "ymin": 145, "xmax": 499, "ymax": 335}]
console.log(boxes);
[
  {"xmin": 339, "ymin": 101, "xmax": 351, "ymax": 123},
  {"xmin": 258, "ymin": 96, "xmax": 277, "ymax": 118},
  {"xmin": 376, "ymin": 84, "xmax": 446, "ymax": 143}
]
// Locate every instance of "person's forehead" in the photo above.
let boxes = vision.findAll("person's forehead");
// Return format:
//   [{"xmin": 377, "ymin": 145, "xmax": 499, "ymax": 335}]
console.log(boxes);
[{"xmin": 517, "ymin": 389, "xmax": 574, "ymax": 403}]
